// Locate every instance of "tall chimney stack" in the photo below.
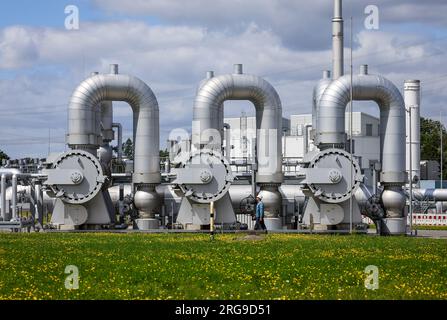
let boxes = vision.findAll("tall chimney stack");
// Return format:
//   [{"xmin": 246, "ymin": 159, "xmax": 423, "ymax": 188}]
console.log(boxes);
[{"xmin": 332, "ymin": 0, "xmax": 344, "ymax": 79}]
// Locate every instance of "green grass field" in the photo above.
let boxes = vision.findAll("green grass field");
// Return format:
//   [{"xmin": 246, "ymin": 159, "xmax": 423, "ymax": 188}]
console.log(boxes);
[{"xmin": 0, "ymin": 233, "xmax": 446, "ymax": 300}]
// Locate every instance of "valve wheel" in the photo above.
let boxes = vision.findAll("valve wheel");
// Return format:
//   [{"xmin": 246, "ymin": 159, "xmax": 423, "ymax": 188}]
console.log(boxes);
[
  {"xmin": 51, "ymin": 150, "xmax": 105, "ymax": 204},
  {"xmin": 179, "ymin": 150, "xmax": 233, "ymax": 204},
  {"xmin": 308, "ymin": 148, "xmax": 362, "ymax": 203}
]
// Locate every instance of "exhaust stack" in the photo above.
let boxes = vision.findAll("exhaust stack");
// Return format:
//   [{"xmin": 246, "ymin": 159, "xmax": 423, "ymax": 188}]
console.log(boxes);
[{"xmin": 332, "ymin": 0, "xmax": 344, "ymax": 79}]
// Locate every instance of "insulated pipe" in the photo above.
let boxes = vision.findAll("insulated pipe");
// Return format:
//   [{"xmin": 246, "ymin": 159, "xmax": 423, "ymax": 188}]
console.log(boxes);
[
  {"xmin": 332, "ymin": 0, "xmax": 344, "ymax": 79},
  {"xmin": 11, "ymin": 174, "xmax": 17, "ymax": 219},
  {"xmin": 35, "ymin": 182, "xmax": 43, "ymax": 225},
  {"xmin": 412, "ymin": 189, "xmax": 447, "ymax": 202},
  {"xmin": 223, "ymin": 123, "xmax": 231, "ymax": 160},
  {"xmin": 101, "ymin": 101, "xmax": 114, "ymax": 142},
  {"xmin": 312, "ymin": 70, "xmax": 331, "ymax": 134},
  {"xmin": 67, "ymin": 67, "xmax": 160, "ymax": 185},
  {"xmin": 404, "ymin": 80, "xmax": 421, "ymax": 187},
  {"xmin": 317, "ymin": 66, "xmax": 407, "ymax": 185},
  {"xmin": 0, "ymin": 168, "xmax": 21, "ymax": 175},
  {"xmin": 101, "ymin": 65, "xmax": 119, "ymax": 142},
  {"xmin": 0, "ymin": 174, "xmax": 6, "ymax": 220},
  {"xmin": 303, "ymin": 124, "xmax": 312, "ymax": 155},
  {"xmin": 196, "ymin": 71, "xmax": 225, "ymax": 144},
  {"xmin": 317, "ymin": 66, "xmax": 407, "ymax": 222},
  {"xmin": 112, "ymin": 123, "xmax": 123, "ymax": 162},
  {"xmin": 193, "ymin": 64, "xmax": 283, "ymax": 183}
]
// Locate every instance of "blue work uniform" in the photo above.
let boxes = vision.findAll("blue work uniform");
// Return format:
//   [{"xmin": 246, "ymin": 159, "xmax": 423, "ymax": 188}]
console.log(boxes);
[
  {"xmin": 256, "ymin": 201, "xmax": 264, "ymax": 219},
  {"xmin": 255, "ymin": 201, "xmax": 267, "ymax": 231}
]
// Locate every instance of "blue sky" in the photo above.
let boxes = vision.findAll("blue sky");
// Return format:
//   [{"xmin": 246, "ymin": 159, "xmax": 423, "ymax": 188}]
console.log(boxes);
[
  {"xmin": 0, "ymin": 0, "xmax": 446, "ymax": 158},
  {"xmin": 0, "ymin": 0, "xmax": 159, "ymax": 28}
]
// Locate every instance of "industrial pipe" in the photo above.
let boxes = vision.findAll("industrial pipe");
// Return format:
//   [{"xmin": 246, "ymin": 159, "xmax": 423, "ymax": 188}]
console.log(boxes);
[
  {"xmin": 411, "ymin": 189, "xmax": 447, "ymax": 202},
  {"xmin": 11, "ymin": 174, "xmax": 17, "ymax": 220},
  {"xmin": 312, "ymin": 70, "xmax": 331, "ymax": 135},
  {"xmin": 193, "ymin": 64, "xmax": 283, "ymax": 184},
  {"xmin": 303, "ymin": 124, "xmax": 312, "ymax": 155},
  {"xmin": 223, "ymin": 123, "xmax": 231, "ymax": 160},
  {"xmin": 332, "ymin": 0, "xmax": 344, "ymax": 79},
  {"xmin": 316, "ymin": 65, "xmax": 407, "ymax": 226},
  {"xmin": 1, "ymin": 174, "xmax": 6, "ymax": 221},
  {"xmin": 405, "ymin": 80, "xmax": 421, "ymax": 187},
  {"xmin": 196, "ymin": 71, "xmax": 226, "ymax": 143},
  {"xmin": 101, "ymin": 101, "xmax": 114, "ymax": 142},
  {"xmin": 317, "ymin": 66, "xmax": 407, "ymax": 185},
  {"xmin": 112, "ymin": 123, "xmax": 123, "ymax": 162},
  {"xmin": 67, "ymin": 65, "xmax": 160, "ymax": 185}
]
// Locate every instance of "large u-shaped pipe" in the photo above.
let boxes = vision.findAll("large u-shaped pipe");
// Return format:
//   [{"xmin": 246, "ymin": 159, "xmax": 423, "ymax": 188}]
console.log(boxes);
[
  {"xmin": 317, "ymin": 65, "xmax": 407, "ymax": 223},
  {"xmin": 316, "ymin": 65, "xmax": 406, "ymax": 185},
  {"xmin": 67, "ymin": 68, "xmax": 160, "ymax": 185},
  {"xmin": 192, "ymin": 64, "xmax": 283, "ymax": 184}
]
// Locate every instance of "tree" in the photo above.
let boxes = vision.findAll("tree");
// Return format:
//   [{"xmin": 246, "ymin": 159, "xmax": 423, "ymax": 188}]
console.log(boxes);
[
  {"xmin": 0, "ymin": 149, "xmax": 9, "ymax": 163},
  {"xmin": 160, "ymin": 149, "xmax": 169, "ymax": 159},
  {"xmin": 420, "ymin": 117, "xmax": 447, "ymax": 180},
  {"xmin": 122, "ymin": 138, "xmax": 133, "ymax": 160}
]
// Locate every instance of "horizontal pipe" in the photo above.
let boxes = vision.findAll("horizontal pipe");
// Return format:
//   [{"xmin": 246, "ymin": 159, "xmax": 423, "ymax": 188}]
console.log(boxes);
[{"xmin": 412, "ymin": 189, "xmax": 447, "ymax": 202}]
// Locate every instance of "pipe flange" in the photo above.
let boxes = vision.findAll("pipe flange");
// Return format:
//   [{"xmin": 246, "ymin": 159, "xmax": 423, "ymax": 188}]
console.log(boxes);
[
  {"xmin": 50, "ymin": 150, "xmax": 105, "ymax": 204},
  {"xmin": 178, "ymin": 149, "xmax": 233, "ymax": 204},
  {"xmin": 308, "ymin": 148, "xmax": 362, "ymax": 203}
]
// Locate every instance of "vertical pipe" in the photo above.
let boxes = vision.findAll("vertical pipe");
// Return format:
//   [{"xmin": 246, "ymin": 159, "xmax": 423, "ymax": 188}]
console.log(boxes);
[
  {"xmin": 0, "ymin": 174, "xmax": 6, "ymax": 220},
  {"xmin": 223, "ymin": 123, "xmax": 231, "ymax": 161},
  {"xmin": 110, "ymin": 64, "xmax": 119, "ymax": 75},
  {"xmin": 12, "ymin": 174, "xmax": 17, "ymax": 220},
  {"xmin": 112, "ymin": 123, "xmax": 123, "ymax": 162},
  {"xmin": 210, "ymin": 201, "xmax": 215, "ymax": 240},
  {"xmin": 35, "ymin": 183, "xmax": 43, "ymax": 226},
  {"xmin": 404, "ymin": 80, "xmax": 421, "ymax": 187},
  {"xmin": 304, "ymin": 125, "xmax": 312, "ymax": 155},
  {"xmin": 233, "ymin": 64, "xmax": 243, "ymax": 75},
  {"xmin": 332, "ymin": 0, "xmax": 344, "ymax": 79},
  {"xmin": 118, "ymin": 183, "xmax": 124, "ymax": 223},
  {"xmin": 251, "ymin": 137, "xmax": 257, "ymax": 198}
]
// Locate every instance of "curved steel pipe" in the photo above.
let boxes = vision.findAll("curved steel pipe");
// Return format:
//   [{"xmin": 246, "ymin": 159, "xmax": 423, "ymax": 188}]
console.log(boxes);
[
  {"xmin": 316, "ymin": 66, "xmax": 406, "ymax": 185},
  {"xmin": 193, "ymin": 64, "xmax": 283, "ymax": 183},
  {"xmin": 67, "ymin": 68, "xmax": 160, "ymax": 184},
  {"xmin": 312, "ymin": 70, "xmax": 331, "ymax": 136}
]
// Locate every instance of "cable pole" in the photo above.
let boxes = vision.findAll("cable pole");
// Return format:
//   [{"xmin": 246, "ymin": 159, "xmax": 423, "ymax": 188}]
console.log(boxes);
[
  {"xmin": 349, "ymin": 16, "xmax": 353, "ymax": 234},
  {"xmin": 409, "ymin": 107, "xmax": 413, "ymax": 235},
  {"xmin": 441, "ymin": 110, "xmax": 444, "ymax": 191}
]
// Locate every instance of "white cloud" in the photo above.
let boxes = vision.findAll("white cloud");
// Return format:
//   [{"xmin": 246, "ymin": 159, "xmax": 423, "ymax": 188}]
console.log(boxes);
[
  {"xmin": 1, "ymin": 0, "xmax": 447, "ymax": 158},
  {"xmin": 0, "ymin": 27, "xmax": 40, "ymax": 69}
]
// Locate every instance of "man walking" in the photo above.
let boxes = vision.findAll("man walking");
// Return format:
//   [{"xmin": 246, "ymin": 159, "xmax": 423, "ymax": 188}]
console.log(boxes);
[{"xmin": 255, "ymin": 195, "xmax": 267, "ymax": 232}]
